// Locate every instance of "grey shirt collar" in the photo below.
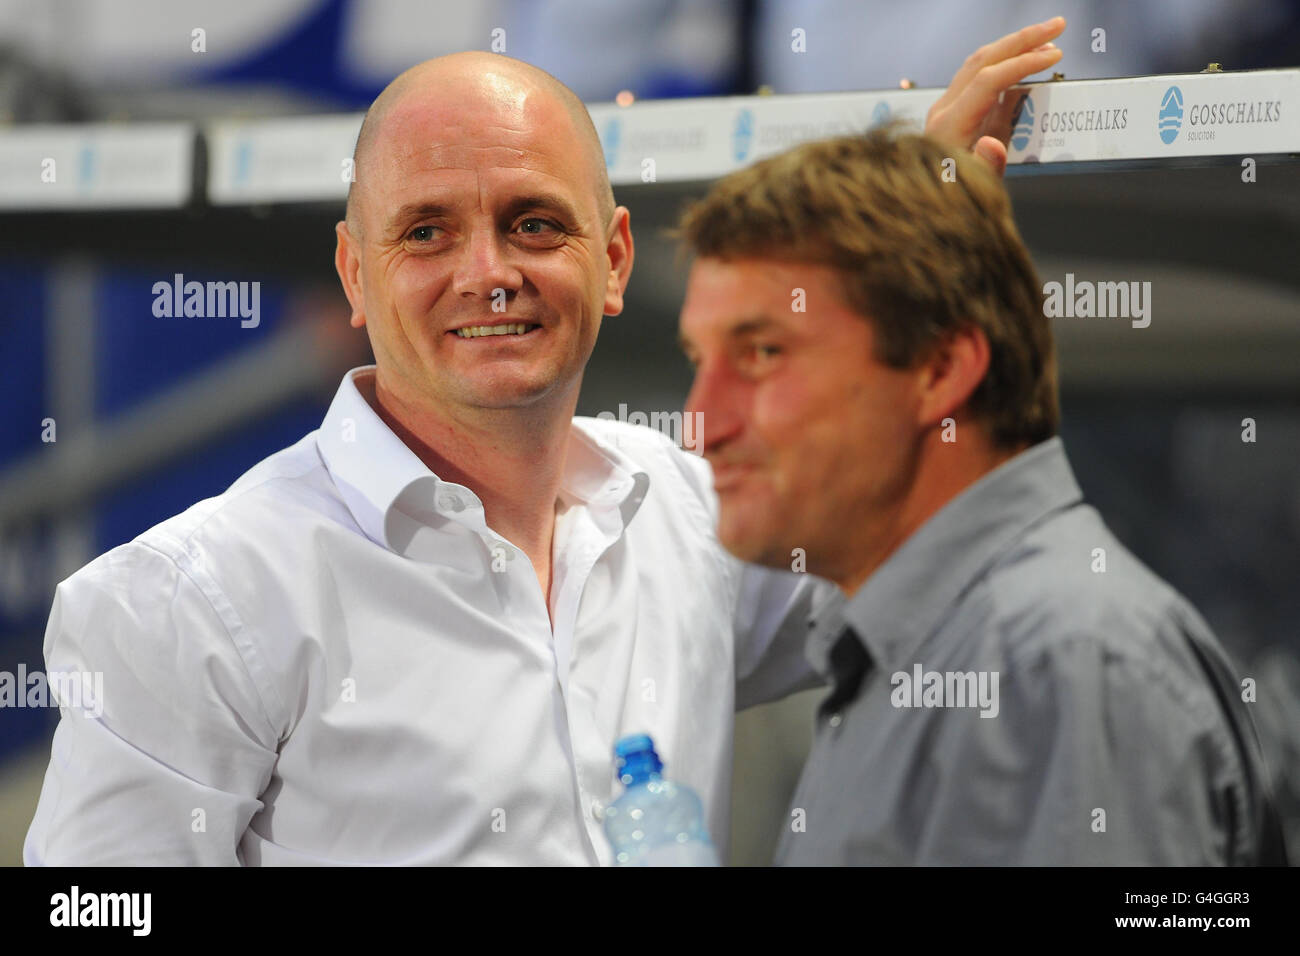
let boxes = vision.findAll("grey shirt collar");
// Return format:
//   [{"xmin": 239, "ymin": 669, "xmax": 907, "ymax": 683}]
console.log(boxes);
[{"xmin": 806, "ymin": 436, "xmax": 1083, "ymax": 677}]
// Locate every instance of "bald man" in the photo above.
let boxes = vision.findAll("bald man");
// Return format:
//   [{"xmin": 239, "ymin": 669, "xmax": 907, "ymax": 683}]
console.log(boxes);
[{"xmin": 25, "ymin": 24, "xmax": 1064, "ymax": 866}]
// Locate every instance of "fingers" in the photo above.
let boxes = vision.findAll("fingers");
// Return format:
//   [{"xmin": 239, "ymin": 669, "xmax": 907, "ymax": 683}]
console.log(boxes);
[
  {"xmin": 974, "ymin": 16, "xmax": 1066, "ymax": 74},
  {"xmin": 926, "ymin": 38, "xmax": 1062, "ymax": 147},
  {"xmin": 931, "ymin": 16, "xmax": 1067, "ymax": 114},
  {"xmin": 973, "ymin": 137, "xmax": 1008, "ymax": 178},
  {"xmin": 933, "ymin": 46, "xmax": 1063, "ymax": 145},
  {"xmin": 961, "ymin": 44, "xmax": 1060, "ymax": 132},
  {"xmin": 981, "ymin": 44, "xmax": 1065, "ymax": 92}
]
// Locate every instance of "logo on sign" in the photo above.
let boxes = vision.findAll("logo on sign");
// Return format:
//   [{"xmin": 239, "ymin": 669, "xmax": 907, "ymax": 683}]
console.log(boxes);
[
  {"xmin": 77, "ymin": 145, "xmax": 95, "ymax": 186},
  {"xmin": 601, "ymin": 117, "xmax": 622, "ymax": 169},
  {"xmin": 733, "ymin": 108, "xmax": 755, "ymax": 162},
  {"xmin": 1158, "ymin": 86, "xmax": 1184, "ymax": 144},
  {"xmin": 232, "ymin": 139, "xmax": 253, "ymax": 186},
  {"xmin": 1011, "ymin": 96, "xmax": 1035, "ymax": 151}
]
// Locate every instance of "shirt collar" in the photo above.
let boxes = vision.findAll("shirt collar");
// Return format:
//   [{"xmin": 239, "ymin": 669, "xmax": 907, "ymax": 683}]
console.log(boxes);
[
  {"xmin": 807, "ymin": 437, "xmax": 1083, "ymax": 676},
  {"xmin": 316, "ymin": 366, "xmax": 649, "ymax": 558}
]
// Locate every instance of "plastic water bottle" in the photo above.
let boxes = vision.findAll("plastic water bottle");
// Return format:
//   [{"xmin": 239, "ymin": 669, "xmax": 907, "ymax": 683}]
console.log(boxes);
[{"xmin": 603, "ymin": 733, "xmax": 720, "ymax": 866}]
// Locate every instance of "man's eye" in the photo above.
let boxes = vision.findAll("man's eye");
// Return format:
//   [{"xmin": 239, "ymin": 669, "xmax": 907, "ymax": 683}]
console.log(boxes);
[
  {"xmin": 753, "ymin": 344, "xmax": 782, "ymax": 360},
  {"xmin": 517, "ymin": 218, "xmax": 560, "ymax": 236},
  {"xmin": 408, "ymin": 225, "xmax": 440, "ymax": 242}
]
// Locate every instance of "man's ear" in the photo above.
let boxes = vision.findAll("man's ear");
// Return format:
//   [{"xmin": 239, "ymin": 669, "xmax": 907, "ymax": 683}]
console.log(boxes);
[
  {"xmin": 914, "ymin": 325, "xmax": 991, "ymax": 428},
  {"xmin": 335, "ymin": 221, "xmax": 366, "ymax": 328},
  {"xmin": 603, "ymin": 206, "xmax": 635, "ymax": 317}
]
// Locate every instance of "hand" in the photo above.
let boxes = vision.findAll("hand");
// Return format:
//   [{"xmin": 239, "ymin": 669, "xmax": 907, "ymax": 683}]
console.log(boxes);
[{"xmin": 925, "ymin": 17, "xmax": 1066, "ymax": 177}]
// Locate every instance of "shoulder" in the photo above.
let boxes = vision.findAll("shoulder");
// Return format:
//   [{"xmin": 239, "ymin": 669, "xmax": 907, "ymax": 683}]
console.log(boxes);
[
  {"xmin": 573, "ymin": 415, "xmax": 716, "ymax": 517},
  {"xmin": 948, "ymin": 505, "xmax": 1247, "ymax": 752},
  {"xmin": 134, "ymin": 430, "xmax": 343, "ymax": 561},
  {"xmin": 60, "ymin": 431, "xmax": 338, "ymax": 603},
  {"xmin": 979, "ymin": 504, "xmax": 1209, "ymax": 667},
  {"xmin": 46, "ymin": 436, "xmax": 332, "ymax": 726}
]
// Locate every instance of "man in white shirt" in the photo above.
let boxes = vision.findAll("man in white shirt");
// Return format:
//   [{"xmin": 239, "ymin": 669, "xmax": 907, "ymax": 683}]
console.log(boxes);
[{"xmin": 25, "ymin": 23, "xmax": 1064, "ymax": 865}]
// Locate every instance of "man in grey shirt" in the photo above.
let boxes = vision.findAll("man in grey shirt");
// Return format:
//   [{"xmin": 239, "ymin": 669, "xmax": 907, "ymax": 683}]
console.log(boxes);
[{"xmin": 675, "ymin": 124, "xmax": 1287, "ymax": 865}]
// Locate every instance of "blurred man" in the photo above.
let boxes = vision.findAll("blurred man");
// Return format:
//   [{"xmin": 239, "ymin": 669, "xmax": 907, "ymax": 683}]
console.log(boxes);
[
  {"xmin": 26, "ymin": 20, "xmax": 1066, "ymax": 864},
  {"xmin": 676, "ymin": 126, "xmax": 1288, "ymax": 864}
]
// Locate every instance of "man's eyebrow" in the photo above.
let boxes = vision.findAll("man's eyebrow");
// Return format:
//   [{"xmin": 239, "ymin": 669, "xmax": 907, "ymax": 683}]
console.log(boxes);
[
  {"xmin": 385, "ymin": 201, "xmax": 455, "ymax": 234},
  {"xmin": 500, "ymin": 193, "xmax": 581, "ymax": 223},
  {"xmin": 726, "ymin": 316, "xmax": 784, "ymax": 338},
  {"xmin": 677, "ymin": 316, "xmax": 785, "ymax": 354}
]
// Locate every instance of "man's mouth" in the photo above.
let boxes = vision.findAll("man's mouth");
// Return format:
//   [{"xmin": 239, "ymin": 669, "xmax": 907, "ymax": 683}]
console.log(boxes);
[
  {"xmin": 710, "ymin": 463, "xmax": 756, "ymax": 491},
  {"xmin": 451, "ymin": 323, "xmax": 542, "ymax": 339}
]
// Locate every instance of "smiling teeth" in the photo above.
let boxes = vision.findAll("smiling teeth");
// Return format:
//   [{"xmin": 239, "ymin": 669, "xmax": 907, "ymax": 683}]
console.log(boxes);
[{"xmin": 456, "ymin": 323, "xmax": 534, "ymax": 338}]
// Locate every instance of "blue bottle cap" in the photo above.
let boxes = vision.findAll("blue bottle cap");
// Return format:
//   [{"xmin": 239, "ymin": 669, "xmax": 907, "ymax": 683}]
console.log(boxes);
[{"xmin": 614, "ymin": 733, "xmax": 663, "ymax": 786}]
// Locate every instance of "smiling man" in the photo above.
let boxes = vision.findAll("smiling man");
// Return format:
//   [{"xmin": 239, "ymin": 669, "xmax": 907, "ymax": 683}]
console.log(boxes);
[
  {"xmin": 676, "ymin": 127, "xmax": 1288, "ymax": 865},
  {"xmin": 334, "ymin": 54, "xmax": 629, "ymax": 609},
  {"xmin": 26, "ymin": 22, "xmax": 1069, "ymax": 865}
]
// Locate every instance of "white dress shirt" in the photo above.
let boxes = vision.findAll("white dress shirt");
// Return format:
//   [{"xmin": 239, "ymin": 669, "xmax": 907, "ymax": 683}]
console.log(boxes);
[{"xmin": 24, "ymin": 366, "xmax": 826, "ymax": 866}]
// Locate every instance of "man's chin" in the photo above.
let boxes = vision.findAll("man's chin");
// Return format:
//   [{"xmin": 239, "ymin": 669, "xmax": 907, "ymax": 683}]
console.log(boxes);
[
  {"xmin": 455, "ymin": 369, "xmax": 575, "ymax": 410},
  {"xmin": 716, "ymin": 513, "xmax": 791, "ymax": 570}
]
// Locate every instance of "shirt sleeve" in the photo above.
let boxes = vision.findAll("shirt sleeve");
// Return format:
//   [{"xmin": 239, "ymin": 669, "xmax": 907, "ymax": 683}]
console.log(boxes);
[
  {"xmin": 23, "ymin": 541, "xmax": 280, "ymax": 866},
  {"xmin": 913, "ymin": 630, "xmax": 1254, "ymax": 865},
  {"xmin": 732, "ymin": 564, "xmax": 835, "ymax": 711}
]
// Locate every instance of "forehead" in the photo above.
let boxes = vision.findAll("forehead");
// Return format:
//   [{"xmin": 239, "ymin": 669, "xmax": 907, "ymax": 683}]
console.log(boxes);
[
  {"xmin": 680, "ymin": 257, "xmax": 874, "ymax": 354},
  {"xmin": 681, "ymin": 259, "xmax": 825, "ymax": 323},
  {"xmin": 370, "ymin": 85, "xmax": 591, "ymax": 210}
]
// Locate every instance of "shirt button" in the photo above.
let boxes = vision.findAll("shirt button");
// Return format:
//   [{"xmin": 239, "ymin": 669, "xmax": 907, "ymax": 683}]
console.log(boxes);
[
  {"xmin": 828, "ymin": 713, "xmax": 843, "ymax": 728},
  {"xmin": 590, "ymin": 798, "xmax": 605, "ymax": 821},
  {"xmin": 438, "ymin": 493, "xmax": 464, "ymax": 512}
]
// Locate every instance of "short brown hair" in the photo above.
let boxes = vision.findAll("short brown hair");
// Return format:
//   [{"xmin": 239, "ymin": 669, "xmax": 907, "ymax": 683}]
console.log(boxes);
[{"xmin": 676, "ymin": 121, "xmax": 1057, "ymax": 448}]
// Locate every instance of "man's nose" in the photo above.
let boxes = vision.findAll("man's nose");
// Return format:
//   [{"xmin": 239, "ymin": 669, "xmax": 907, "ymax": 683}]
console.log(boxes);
[
  {"xmin": 684, "ymin": 358, "xmax": 744, "ymax": 456},
  {"xmin": 451, "ymin": 226, "xmax": 523, "ymax": 301}
]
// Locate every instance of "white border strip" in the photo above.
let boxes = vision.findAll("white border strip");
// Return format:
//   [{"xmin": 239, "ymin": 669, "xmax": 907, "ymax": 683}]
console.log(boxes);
[{"xmin": 0, "ymin": 123, "xmax": 193, "ymax": 210}]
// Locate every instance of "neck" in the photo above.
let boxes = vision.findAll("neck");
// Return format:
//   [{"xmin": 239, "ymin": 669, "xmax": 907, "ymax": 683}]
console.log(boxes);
[
  {"xmin": 362, "ymin": 369, "xmax": 576, "ymax": 562},
  {"xmin": 834, "ymin": 430, "xmax": 1027, "ymax": 596}
]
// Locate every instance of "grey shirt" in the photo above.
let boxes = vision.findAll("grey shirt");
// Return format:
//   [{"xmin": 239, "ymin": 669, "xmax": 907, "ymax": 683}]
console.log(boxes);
[{"xmin": 775, "ymin": 438, "xmax": 1287, "ymax": 865}]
